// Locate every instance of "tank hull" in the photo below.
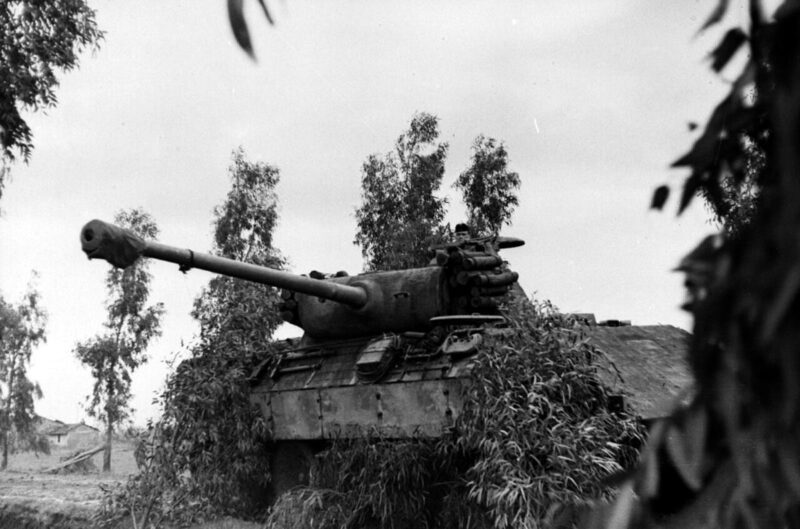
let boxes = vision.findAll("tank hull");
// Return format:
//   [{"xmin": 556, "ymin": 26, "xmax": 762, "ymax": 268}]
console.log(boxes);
[
  {"xmin": 249, "ymin": 320, "xmax": 693, "ymax": 442},
  {"xmin": 249, "ymin": 333, "xmax": 475, "ymax": 439}
]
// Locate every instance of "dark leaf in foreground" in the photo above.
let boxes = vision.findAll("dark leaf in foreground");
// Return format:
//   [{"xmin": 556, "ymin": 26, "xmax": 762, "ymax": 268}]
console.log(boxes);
[
  {"xmin": 228, "ymin": 0, "xmax": 254, "ymax": 59},
  {"xmin": 678, "ymin": 175, "xmax": 700, "ymax": 213},
  {"xmin": 710, "ymin": 28, "xmax": 748, "ymax": 72},
  {"xmin": 672, "ymin": 96, "xmax": 731, "ymax": 170},
  {"xmin": 651, "ymin": 185, "xmax": 670, "ymax": 210},
  {"xmin": 256, "ymin": 0, "xmax": 275, "ymax": 25},
  {"xmin": 698, "ymin": 0, "xmax": 731, "ymax": 32}
]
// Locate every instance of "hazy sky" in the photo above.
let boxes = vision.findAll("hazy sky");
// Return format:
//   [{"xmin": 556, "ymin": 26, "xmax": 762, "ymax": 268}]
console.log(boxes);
[{"xmin": 0, "ymin": 0, "xmax": 745, "ymax": 425}]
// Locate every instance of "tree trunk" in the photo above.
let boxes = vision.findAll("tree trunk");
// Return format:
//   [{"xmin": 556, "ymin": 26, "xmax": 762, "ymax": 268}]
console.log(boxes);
[
  {"xmin": 103, "ymin": 417, "xmax": 112, "ymax": 472},
  {"xmin": 1, "ymin": 432, "xmax": 7, "ymax": 470},
  {"xmin": 2, "ymin": 354, "xmax": 17, "ymax": 471},
  {"xmin": 103, "ymin": 363, "xmax": 115, "ymax": 472}
]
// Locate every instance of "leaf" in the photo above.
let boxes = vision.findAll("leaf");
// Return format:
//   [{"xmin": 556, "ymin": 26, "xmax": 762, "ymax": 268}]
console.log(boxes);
[
  {"xmin": 638, "ymin": 421, "xmax": 665, "ymax": 498},
  {"xmin": 710, "ymin": 28, "xmax": 747, "ymax": 72},
  {"xmin": 650, "ymin": 185, "xmax": 670, "ymax": 210},
  {"xmin": 774, "ymin": 0, "xmax": 800, "ymax": 21},
  {"xmin": 256, "ymin": 0, "xmax": 275, "ymax": 25},
  {"xmin": 703, "ymin": 173, "xmax": 727, "ymax": 217},
  {"xmin": 777, "ymin": 440, "xmax": 800, "ymax": 497},
  {"xmin": 664, "ymin": 407, "xmax": 708, "ymax": 491},
  {"xmin": 605, "ymin": 483, "xmax": 636, "ymax": 529},
  {"xmin": 228, "ymin": 0, "xmax": 255, "ymax": 59},
  {"xmin": 672, "ymin": 96, "xmax": 732, "ymax": 171},
  {"xmin": 678, "ymin": 174, "xmax": 701, "ymax": 214},
  {"xmin": 698, "ymin": 0, "xmax": 730, "ymax": 33},
  {"xmin": 760, "ymin": 263, "xmax": 800, "ymax": 344}
]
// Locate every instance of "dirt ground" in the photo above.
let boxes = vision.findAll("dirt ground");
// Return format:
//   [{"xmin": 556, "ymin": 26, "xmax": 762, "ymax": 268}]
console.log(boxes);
[
  {"xmin": 0, "ymin": 442, "xmax": 262, "ymax": 528},
  {"xmin": 0, "ymin": 441, "xmax": 136, "ymax": 527}
]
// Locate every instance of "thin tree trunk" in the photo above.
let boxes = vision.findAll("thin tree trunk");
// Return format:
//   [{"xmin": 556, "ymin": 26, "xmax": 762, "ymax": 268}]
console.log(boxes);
[
  {"xmin": 103, "ymin": 318, "xmax": 125, "ymax": 473},
  {"xmin": 1, "ymin": 431, "xmax": 7, "ymax": 470},
  {"xmin": 103, "ymin": 415, "xmax": 112, "ymax": 472},
  {"xmin": 103, "ymin": 362, "xmax": 114, "ymax": 472},
  {"xmin": 2, "ymin": 354, "xmax": 18, "ymax": 471}
]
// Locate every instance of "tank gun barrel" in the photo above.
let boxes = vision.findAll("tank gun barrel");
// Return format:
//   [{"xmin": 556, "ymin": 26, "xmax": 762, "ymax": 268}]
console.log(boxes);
[{"xmin": 79, "ymin": 219, "xmax": 368, "ymax": 308}]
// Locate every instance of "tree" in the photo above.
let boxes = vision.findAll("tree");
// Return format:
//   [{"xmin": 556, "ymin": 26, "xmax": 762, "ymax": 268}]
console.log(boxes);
[
  {"xmin": 192, "ymin": 147, "xmax": 285, "ymax": 343},
  {"xmin": 74, "ymin": 208, "xmax": 163, "ymax": 472},
  {"xmin": 455, "ymin": 134, "xmax": 521, "ymax": 236},
  {"xmin": 0, "ymin": 0, "xmax": 103, "ymax": 198},
  {"xmin": 0, "ymin": 276, "xmax": 46, "ymax": 469},
  {"xmin": 354, "ymin": 112, "xmax": 449, "ymax": 270},
  {"xmin": 101, "ymin": 149, "xmax": 285, "ymax": 528}
]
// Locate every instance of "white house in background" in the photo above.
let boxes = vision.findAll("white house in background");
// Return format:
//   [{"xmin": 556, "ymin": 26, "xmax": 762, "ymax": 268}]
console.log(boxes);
[{"xmin": 35, "ymin": 417, "xmax": 101, "ymax": 449}]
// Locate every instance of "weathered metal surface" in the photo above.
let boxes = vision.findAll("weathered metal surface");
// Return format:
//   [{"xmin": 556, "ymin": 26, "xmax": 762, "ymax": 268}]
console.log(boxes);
[
  {"xmin": 256, "ymin": 377, "xmax": 465, "ymax": 440},
  {"xmin": 250, "ymin": 332, "xmax": 476, "ymax": 440},
  {"xmin": 294, "ymin": 267, "xmax": 446, "ymax": 339},
  {"xmin": 81, "ymin": 219, "xmax": 370, "ymax": 308},
  {"xmin": 320, "ymin": 379, "xmax": 460, "ymax": 437},
  {"xmin": 259, "ymin": 388, "xmax": 322, "ymax": 439}
]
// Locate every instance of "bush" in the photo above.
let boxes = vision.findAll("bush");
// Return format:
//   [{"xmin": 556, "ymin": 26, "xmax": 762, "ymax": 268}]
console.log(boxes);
[
  {"xmin": 10, "ymin": 431, "xmax": 50, "ymax": 455},
  {"xmin": 95, "ymin": 339, "xmax": 281, "ymax": 529}
]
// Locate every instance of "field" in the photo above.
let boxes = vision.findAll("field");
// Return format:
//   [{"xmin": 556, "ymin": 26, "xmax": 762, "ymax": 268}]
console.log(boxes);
[
  {"xmin": 0, "ymin": 441, "xmax": 136, "ymax": 527},
  {"xmin": 0, "ymin": 441, "xmax": 263, "ymax": 528}
]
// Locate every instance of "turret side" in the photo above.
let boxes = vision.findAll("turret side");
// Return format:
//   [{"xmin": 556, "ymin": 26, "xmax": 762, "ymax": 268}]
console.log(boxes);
[
  {"xmin": 279, "ymin": 234, "xmax": 524, "ymax": 339},
  {"xmin": 281, "ymin": 267, "xmax": 447, "ymax": 339}
]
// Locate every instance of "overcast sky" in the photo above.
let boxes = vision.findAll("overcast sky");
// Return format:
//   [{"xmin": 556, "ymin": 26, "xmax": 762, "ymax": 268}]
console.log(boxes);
[{"xmin": 0, "ymin": 0, "xmax": 746, "ymax": 425}]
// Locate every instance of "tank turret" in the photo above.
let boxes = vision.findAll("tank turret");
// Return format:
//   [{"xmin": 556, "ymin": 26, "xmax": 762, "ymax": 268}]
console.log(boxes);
[{"xmin": 80, "ymin": 219, "xmax": 524, "ymax": 339}]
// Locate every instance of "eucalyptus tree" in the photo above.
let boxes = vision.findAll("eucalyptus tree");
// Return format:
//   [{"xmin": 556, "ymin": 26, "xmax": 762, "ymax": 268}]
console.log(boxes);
[
  {"xmin": 74, "ymin": 208, "xmax": 163, "ymax": 472},
  {"xmin": 0, "ymin": 0, "xmax": 102, "ymax": 198},
  {"xmin": 121, "ymin": 149, "xmax": 285, "ymax": 525},
  {"xmin": 455, "ymin": 135, "xmax": 521, "ymax": 236},
  {"xmin": 0, "ymin": 278, "xmax": 47, "ymax": 469},
  {"xmin": 354, "ymin": 112, "xmax": 449, "ymax": 271}
]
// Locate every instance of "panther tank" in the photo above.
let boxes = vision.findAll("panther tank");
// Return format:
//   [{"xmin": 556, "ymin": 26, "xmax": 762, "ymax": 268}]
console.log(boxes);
[
  {"xmin": 79, "ymin": 219, "xmax": 692, "ymax": 497},
  {"xmin": 79, "ymin": 219, "xmax": 527, "ymax": 493}
]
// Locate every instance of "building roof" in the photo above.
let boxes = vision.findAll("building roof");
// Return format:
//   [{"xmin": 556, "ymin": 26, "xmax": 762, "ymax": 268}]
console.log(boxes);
[
  {"xmin": 44, "ymin": 422, "xmax": 100, "ymax": 436},
  {"xmin": 35, "ymin": 415, "xmax": 65, "ymax": 434},
  {"xmin": 588, "ymin": 323, "xmax": 693, "ymax": 420}
]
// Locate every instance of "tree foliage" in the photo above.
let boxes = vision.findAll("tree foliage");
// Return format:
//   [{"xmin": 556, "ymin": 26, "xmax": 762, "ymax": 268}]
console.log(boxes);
[
  {"xmin": 354, "ymin": 112, "xmax": 449, "ymax": 270},
  {"xmin": 0, "ymin": 0, "xmax": 102, "ymax": 197},
  {"xmin": 355, "ymin": 114, "xmax": 523, "ymax": 270},
  {"xmin": 97, "ymin": 149, "xmax": 285, "ymax": 528},
  {"xmin": 266, "ymin": 300, "xmax": 644, "ymax": 529},
  {"xmin": 192, "ymin": 147, "xmax": 285, "ymax": 343},
  {"xmin": 455, "ymin": 135, "xmax": 521, "ymax": 236},
  {"xmin": 0, "ymin": 276, "xmax": 46, "ymax": 469},
  {"xmin": 595, "ymin": 2, "xmax": 800, "ymax": 528},
  {"xmin": 74, "ymin": 208, "xmax": 163, "ymax": 472}
]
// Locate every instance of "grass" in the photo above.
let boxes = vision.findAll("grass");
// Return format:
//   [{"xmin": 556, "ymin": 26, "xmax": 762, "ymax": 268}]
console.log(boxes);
[
  {"xmin": 5, "ymin": 440, "xmax": 139, "ymax": 478},
  {"xmin": 191, "ymin": 518, "xmax": 263, "ymax": 529},
  {"xmin": 3, "ymin": 441, "xmax": 268, "ymax": 529}
]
